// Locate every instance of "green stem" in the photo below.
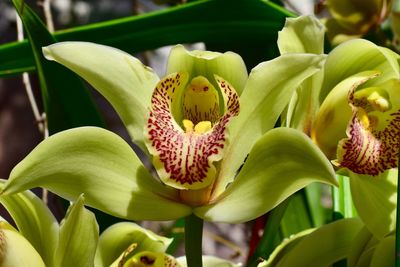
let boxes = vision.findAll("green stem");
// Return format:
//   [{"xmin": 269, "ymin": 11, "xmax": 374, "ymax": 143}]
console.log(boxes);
[
  {"xmin": 396, "ymin": 156, "xmax": 400, "ymax": 267},
  {"xmin": 185, "ymin": 214, "xmax": 203, "ymax": 267}
]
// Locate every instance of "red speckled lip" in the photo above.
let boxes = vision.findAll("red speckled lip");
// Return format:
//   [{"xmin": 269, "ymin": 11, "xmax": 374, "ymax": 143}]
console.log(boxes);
[
  {"xmin": 337, "ymin": 83, "xmax": 400, "ymax": 175},
  {"xmin": 146, "ymin": 72, "xmax": 240, "ymax": 190}
]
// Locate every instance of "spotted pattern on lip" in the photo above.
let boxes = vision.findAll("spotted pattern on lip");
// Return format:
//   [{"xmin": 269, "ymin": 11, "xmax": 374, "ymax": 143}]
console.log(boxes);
[{"xmin": 146, "ymin": 73, "xmax": 240, "ymax": 190}]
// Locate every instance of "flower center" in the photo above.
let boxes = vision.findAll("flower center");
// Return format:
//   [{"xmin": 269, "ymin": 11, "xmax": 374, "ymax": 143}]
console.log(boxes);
[{"xmin": 182, "ymin": 76, "xmax": 220, "ymax": 125}]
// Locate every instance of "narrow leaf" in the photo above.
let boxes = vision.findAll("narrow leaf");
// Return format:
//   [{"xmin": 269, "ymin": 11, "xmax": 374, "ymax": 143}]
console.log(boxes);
[
  {"xmin": 1, "ymin": 0, "xmax": 293, "ymax": 77},
  {"xmin": 11, "ymin": 0, "xmax": 105, "ymax": 134}
]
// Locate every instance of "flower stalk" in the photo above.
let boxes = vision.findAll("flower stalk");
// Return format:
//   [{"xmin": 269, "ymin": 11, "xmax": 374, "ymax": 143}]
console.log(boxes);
[{"xmin": 185, "ymin": 214, "xmax": 204, "ymax": 267}]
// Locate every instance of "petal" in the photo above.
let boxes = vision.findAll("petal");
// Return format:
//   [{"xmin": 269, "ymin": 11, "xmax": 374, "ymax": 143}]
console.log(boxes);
[
  {"xmin": 213, "ymin": 54, "xmax": 326, "ymax": 197},
  {"xmin": 54, "ymin": 195, "xmax": 98, "ymax": 267},
  {"xmin": 278, "ymin": 15, "xmax": 326, "ymax": 134},
  {"xmin": 312, "ymin": 70, "xmax": 380, "ymax": 160},
  {"xmin": 259, "ymin": 229, "xmax": 314, "ymax": 267},
  {"xmin": 95, "ymin": 222, "xmax": 172, "ymax": 267},
  {"xmin": 195, "ymin": 128, "xmax": 337, "ymax": 223},
  {"xmin": 120, "ymin": 251, "xmax": 179, "ymax": 267},
  {"xmin": 43, "ymin": 42, "xmax": 159, "ymax": 150},
  {"xmin": 263, "ymin": 218, "xmax": 363, "ymax": 267},
  {"xmin": 370, "ymin": 235, "xmax": 395, "ymax": 267},
  {"xmin": 146, "ymin": 73, "xmax": 239, "ymax": 190},
  {"xmin": 177, "ymin": 255, "xmax": 240, "ymax": 267},
  {"xmin": 166, "ymin": 44, "xmax": 248, "ymax": 95},
  {"xmin": 278, "ymin": 15, "xmax": 325, "ymax": 55},
  {"xmin": 326, "ymin": 0, "xmax": 383, "ymax": 33},
  {"xmin": 0, "ymin": 223, "xmax": 45, "ymax": 267},
  {"xmin": 320, "ymin": 39, "xmax": 400, "ymax": 101},
  {"xmin": 347, "ymin": 226, "xmax": 378, "ymax": 267},
  {"xmin": 349, "ymin": 169, "xmax": 397, "ymax": 239},
  {"xmin": 0, "ymin": 180, "xmax": 59, "ymax": 267},
  {"xmin": 336, "ymin": 78, "xmax": 400, "ymax": 175},
  {"xmin": 3, "ymin": 127, "xmax": 192, "ymax": 221}
]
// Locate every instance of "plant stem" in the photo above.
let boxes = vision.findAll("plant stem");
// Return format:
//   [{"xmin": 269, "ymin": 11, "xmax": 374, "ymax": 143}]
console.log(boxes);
[
  {"xmin": 396, "ymin": 155, "xmax": 400, "ymax": 267},
  {"xmin": 185, "ymin": 214, "xmax": 203, "ymax": 267}
]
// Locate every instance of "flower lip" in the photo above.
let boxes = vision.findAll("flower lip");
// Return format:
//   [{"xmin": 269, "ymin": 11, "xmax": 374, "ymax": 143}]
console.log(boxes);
[
  {"xmin": 336, "ymin": 78, "xmax": 400, "ymax": 175},
  {"xmin": 145, "ymin": 72, "xmax": 240, "ymax": 190}
]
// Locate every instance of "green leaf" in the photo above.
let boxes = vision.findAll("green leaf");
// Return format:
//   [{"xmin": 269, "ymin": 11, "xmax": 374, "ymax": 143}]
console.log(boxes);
[
  {"xmin": 320, "ymin": 39, "xmax": 400, "ymax": 101},
  {"xmin": 280, "ymin": 193, "xmax": 313, "ymax": 237},
  {"xmin": 349, "ymin": 169, "xmax": 397, "ymax": 239},
  {"xmin": 194, "ymin": 127, "xmax": 337, "ymax": 223},
  {"xmin": 43, "ymin": 42, "xmax": 159, "ymax": 149},
  {"xmin": 95, "ymin": 222, "xmax": 172, "ymax": 267},
  {"xmin": 11, "ymin": 0, "xmax": 105, "ymax": 134},
  {"xmin": 54, "ymin": 194, "xmax": 98, "ymax": 267},
  {"xmin": 332, "ymin": 174, "xmax": 356, "ymax": 220},
  {"xmin": 0, "ymin": 180, "xmax": 59, "ymax": 266},
  {"xmin": 247, "ymin": 199, "xmax": 291, "ymax": 267},
  {"xmin": 2, "ymin": 127, "xmax": 192, "ymax": 221},
  {"xmin": 166, "ymin": 44, "xmax": 248, "ymax": 95},
  {"xmin": 271, "ymin": 218, "xmax": 363, "ymax": 267},
  {"xmin": 0, "ymin": 0, "xmax": 293, "ymax": 77},
  {"xmin": 213, "ymin": 54, "xmax": 327, "ymax": 197}
]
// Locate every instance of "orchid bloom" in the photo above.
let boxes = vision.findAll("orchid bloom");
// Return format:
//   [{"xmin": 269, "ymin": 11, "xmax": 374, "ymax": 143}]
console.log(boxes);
[
  {"xmin": 2, "ymin": 42, "xmax": 336, "ymax": 224},
  {"xmin": 278, "ymin": 15, "xmax": 399, "ymax": 239},
  {"xmin": 0, "ymin": 179, "xmax": 98, "ymax": 267},
  {"xmin": 321, "ymin": 0, "xmax": 392, "ymax": 45}
]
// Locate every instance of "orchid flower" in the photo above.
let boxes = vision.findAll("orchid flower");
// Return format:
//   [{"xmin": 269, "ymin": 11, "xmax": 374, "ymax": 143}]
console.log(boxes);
[
  {"xmin": 278, "ymin": 15, "xmax": 399, "ymax": 239},
  {"xmin": 2, "ymin": 43, "xmax": 336, "ymax": 226},
  {"xmin": 321, "ymin": 0, "xmax": 393, "ymax": 45},
  {"xmin": 0, "ymin": 180, "xmax": 98, "ymax": 267}
]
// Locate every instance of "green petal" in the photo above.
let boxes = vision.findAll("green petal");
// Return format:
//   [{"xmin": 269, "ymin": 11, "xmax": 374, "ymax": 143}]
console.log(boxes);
[
  {"xmin": 278, "ymin": 15, "xmax": 325, "ymax": 55},
  {"xmin": 278, "ymin": 15, "xmax": 326, "ymax": 134},
  {"xmin": 3, "ymin": 127, "xmax": 192, "ymax": 221},
  {"xmin": 326, "ymin": 0, "xmax": 383, "ymax": 33},
  {"xmin": 320, "ymin": 39, "xmax": 400, "ymax": 101},
  {"xmin": 259, "ymin": 228, "xmax": 314, "ymax": 267},
  {"xmin": 177, "ymin": 255, "xmax": 240, "ymax": 267},
  {"xmin": 348, "ymin": 226, "xmax": 379, "ymax": 267},
  {"xmin": 54, "ymin": 195, "xmax": 98, "ymax": 267},
  {"xmin": 0, "ymin": 223, "xmax": 45, "ymax": 267},
  {"xmin": 166, "ymin": 44, "xmax": 248, "ymax": 95},
  {"xmin": 0, "ymin": 180, "xmax": 58, "ymax": 267},
  {"xmin": 349, "ymin": 169, "xmax": 397, "ymax": 239},
  {"xmin": 324, "ymin": 18, "xmax": 363, "ymax": 46},
  {"xmin": 95, "ymin": 222, "xmax": 172, "ymax": 267},
  {"xmin": 195, "ymin": 127, "xmax": 337, "ymax": 223},
  {"xmin": 43, "ymin": 42, "xmax": 159, "ymax": 150},
  {"xmin": 266, "ymin": 218, "xmax": 363, "ymax": 267},
  {"xmin": 213, "ymin": 54, "xmax": 326, "ymax": 198},
  {"xmin": 312, "ymin": 70, "xmax": 380, "ymax": 160},
  {"xmin": 370, "ymin": 235, "xmax": 395, "ymax": 267}
]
